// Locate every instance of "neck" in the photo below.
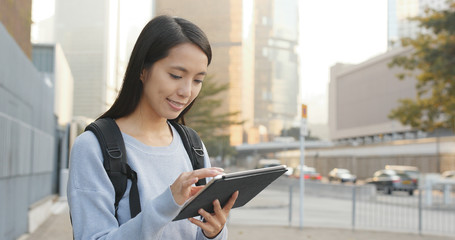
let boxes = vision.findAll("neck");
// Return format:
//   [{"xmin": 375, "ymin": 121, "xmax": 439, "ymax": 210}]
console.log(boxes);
[
  {"xmin": 121, "ymin": 112, "xmax": 168, "ymax": 134},
  {"xmin": 115, "ymin": 103, "xmax": 173, "ymax": 146}
]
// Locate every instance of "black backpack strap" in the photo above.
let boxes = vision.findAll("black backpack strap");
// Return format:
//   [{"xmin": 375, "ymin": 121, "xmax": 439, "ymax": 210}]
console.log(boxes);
[
  {"xmin": 85, "ymin": 118, "xmax": 141, "ymax": 219},
  {"xmin": 169, "ymin": 121, "xmax": 206, "ymax": 186}
]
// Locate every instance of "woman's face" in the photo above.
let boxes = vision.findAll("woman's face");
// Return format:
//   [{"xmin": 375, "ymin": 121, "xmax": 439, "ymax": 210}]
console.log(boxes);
[{"xmin": 140, "ymin": 43, "xmax": 208, "ymax": 120}]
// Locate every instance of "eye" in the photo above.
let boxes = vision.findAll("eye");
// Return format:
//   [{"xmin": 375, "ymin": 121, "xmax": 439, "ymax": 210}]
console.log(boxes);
[
  {"xmin": 169, "ymin": 73, "xmax": 182, "ymax": 79},
  {"xmin": 194, "ymin": 79, "xmax": 203, "ymax": 84}
]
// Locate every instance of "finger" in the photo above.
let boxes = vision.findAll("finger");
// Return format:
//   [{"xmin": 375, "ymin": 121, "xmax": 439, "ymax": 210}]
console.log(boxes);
[
  {"xmin": 198, "ymin": 208, "xmax": 222, "ymax": 230},
  {"xmin": 195, "ymin": 167, "xmax": 224, "ymax": 175},
  {"xmin": 190, "ymin": 186, "xmax": 205, "ymax": 196},
  {"xmin": 190, "ymin": 168, "xmax": 224, "ymax": 179},
  {"xmin": 198, "ymin": 208, "xmax": 212, "ymax": 222},
  {"xmin": 182, "ymin": 177, "xmax": 199, "ymax": 188},
  {"xmin": 188, "ymin": 217, "xmax": 217, "ymax": 236},
  {"xmin": 213, "ymin": 199, "xmax": 222, "ymax": 214},
  {"xmin": 222, "ymin": 191, "xmax": 239, "ymax": 213},
  {"xmin": 212, "ymin": 199, "xmax": 226, "ymax": 222},
  {"xmin": 188, "ymin": 217, "xmax": 206, "ymax": 229}
]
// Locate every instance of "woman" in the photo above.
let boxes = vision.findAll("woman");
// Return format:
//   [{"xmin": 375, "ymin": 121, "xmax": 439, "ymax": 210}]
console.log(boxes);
[{"xmin": 68, "ymin": 15, "xmax": 238, "ymax": 240}]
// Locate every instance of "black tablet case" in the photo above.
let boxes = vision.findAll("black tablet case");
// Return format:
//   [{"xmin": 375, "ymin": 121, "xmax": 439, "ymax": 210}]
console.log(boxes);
[{"xmin": 173, "ymin": 165, "xmax": 287, "ymax": 221}]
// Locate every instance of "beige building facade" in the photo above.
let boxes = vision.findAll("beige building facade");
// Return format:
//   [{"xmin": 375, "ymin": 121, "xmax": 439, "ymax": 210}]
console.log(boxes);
[
  {"xmin": 154, "ymin": 0, "xmax": 300, "ymax": 145},
  {"xmin": 0, "ymin": 0, "xmax": 32, "ymax": 58},
  {"xmin": 329, "ymin": 47, "xmax": 417, "ymax": 142},
  {"xmin": 155, "ymin": 0, "xmax": 254, "ymax": 146}
]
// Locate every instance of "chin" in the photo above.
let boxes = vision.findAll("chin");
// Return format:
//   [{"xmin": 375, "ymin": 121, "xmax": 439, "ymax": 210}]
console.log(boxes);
[{"xmin": 163, "ymin": 112, "xmax": 182, "ymax": 121}]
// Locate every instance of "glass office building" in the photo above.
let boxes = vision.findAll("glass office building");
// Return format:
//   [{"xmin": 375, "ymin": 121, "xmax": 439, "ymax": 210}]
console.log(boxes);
[{"xmin": 254, "ymin": 0, "xmax": 300, "ymax": 138}]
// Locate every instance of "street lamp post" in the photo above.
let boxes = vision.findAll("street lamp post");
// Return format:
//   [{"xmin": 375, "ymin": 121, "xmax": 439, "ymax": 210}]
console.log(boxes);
[{"xmin": 299, "ymin": 104, "xmax": 308, "ymax": 229}]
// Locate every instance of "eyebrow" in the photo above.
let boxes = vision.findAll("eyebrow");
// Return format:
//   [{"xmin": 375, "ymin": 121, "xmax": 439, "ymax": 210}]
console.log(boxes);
[{"xmin": 171, "ymin": 66, "xmax": 207, "ymax": 76}]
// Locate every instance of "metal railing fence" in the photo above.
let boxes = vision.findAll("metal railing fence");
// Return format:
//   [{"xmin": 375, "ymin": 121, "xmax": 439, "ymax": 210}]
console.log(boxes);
[{"xmin": 282, "ymin": 180, "xmax": 455, "ymax": 237}]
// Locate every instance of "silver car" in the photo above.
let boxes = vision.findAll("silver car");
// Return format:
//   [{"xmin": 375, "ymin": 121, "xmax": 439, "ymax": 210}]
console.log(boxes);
[
  {"xmin": 328, "ymin": 168, "xmax": 357, "ymax": 183},
  {"xmin": 366, "ymin": 169, "xmax": 417, "ymax": 195}
]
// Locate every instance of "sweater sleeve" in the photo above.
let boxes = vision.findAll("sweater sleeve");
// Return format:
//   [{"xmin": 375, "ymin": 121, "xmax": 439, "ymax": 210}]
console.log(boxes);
[{"xmin": 68, "ymin": 131, "xmax": 182, "ymax": 240}]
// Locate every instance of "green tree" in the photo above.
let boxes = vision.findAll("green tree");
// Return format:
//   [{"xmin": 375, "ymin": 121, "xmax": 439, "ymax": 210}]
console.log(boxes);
[
  {"xmin": 185, "ymin": 76, "xmax": 243, "ymax": 162},
  {"xmin": 388, "ymin": 1, "xmax": 455, "ymax": 132}
]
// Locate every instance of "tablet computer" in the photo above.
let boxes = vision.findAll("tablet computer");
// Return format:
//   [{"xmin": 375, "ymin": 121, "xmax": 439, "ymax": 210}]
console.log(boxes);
[{"xmin": 173, "ymin": 165, "xmax": 288, "ymax": 221}]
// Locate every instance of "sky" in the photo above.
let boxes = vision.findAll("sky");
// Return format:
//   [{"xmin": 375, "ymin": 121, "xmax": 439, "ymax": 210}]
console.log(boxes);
[{"xmin": 299, "ymin": 0, "xmax": 388, "ymax": 125}]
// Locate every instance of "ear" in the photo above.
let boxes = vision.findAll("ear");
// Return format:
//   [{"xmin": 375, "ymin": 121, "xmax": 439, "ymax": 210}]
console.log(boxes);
[{"xmin": 140, "ymin": 69, "xmax": 147, "ymax": 83}]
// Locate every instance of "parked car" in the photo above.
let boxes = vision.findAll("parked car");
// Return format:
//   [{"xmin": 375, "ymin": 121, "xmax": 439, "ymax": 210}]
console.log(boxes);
[
  {"xmin": 433, "ymin": 170, "xmax": 455, "ymax": 192},
  {"xmin": 292, "ymin": 165, "xmax": 322, "ymax": 181},
  {"xmin": 328, "ymin": 168, "xmax": 357, "ymax": 183},
  {"xmin": 385, "ymin": 165, "xmax": 420, "ymax": 185},
  {"xmin": 366, "ymin": 169, "xmax": 417, "ymax": 195},
  {"xmin": 442, "ymin": 170, "xmax": 455, "ymax": 179}
]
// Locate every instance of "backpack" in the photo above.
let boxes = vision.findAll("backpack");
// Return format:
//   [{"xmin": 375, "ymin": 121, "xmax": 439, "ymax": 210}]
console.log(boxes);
[{"xmin": 85, "ymin": 117, "xmax": 206, "ymax": 219}]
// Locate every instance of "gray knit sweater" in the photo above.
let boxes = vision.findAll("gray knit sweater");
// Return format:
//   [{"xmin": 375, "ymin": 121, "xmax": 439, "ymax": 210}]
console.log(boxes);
[{"xmin": 67, "ymin": 124, "xmax": 227, "ymax": 240}]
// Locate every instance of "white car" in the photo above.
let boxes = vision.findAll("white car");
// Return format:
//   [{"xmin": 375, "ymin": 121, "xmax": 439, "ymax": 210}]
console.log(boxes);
[
  {"xmin": 328, "ymin": 168, "xmax": 357, "ymax": 183},
  {"xmin": 442, "ymin": 170, "xmax": 455, "ymax": 179}
]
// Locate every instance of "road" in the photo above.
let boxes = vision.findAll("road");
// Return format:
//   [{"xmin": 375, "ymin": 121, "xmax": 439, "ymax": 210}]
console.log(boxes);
[
  {"xmin": 228, "ymin": 176, "xmax": 455, "ymax": 237},
  {"xmin": 22, "ymin": 175, "xmax": 454, "ymax": 240}
]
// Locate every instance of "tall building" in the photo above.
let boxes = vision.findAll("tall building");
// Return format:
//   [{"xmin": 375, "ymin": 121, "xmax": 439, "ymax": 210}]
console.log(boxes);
[
  {"xmin": 0, "ymin": 0, "xmax": 32, "ymax": 58},
  {"xmin": 253, "ymin": 0, "xmax": 300, "ymax": 139},
  {"xmin": 154, "ymin": 0, "xmax": 301, "ymax": 144},
  {"xmin": 388, "ymin": 0, "xmax": 448, "ymax": 49},
  {"xmin": 33, "ymin": 0, "xmax": 152, "ymax": 119},
  {"xmin": 154, "ymin": 0, "xmax": 253, "ymax": 146},
  {"xmin": 52, "ymin": 0, "xmax": 113, "ymax": 119},
  {"xmin": 32, "ymin": 43, "xmax": 74, "ymax": 126}
]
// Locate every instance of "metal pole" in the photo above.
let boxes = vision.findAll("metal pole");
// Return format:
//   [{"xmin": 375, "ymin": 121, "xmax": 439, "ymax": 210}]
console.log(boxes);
[
  {"xmin": 299, "ymin": 105, "xmax": 307, "ymax": 230},
  {"xmin": 418, "ymin": 188, "xmax": 422, "ymax": 235},
  {"xmin": 352, "ymin": 185, "xmax": 356, "ymax": 230},
  {"xmin": 299, "ymin": 134, "xmax": 305, "ymax": 229},
  {"xmin": 443, "ymin": 184, "xmax": 452, "ymax": 205},
  {"xmin": 436, "ymin": 132, "xmax": 440, "ymax": 172},
  {"xmin": 289, "ymin": 185, "xmax": 293, "ymax": 226}
]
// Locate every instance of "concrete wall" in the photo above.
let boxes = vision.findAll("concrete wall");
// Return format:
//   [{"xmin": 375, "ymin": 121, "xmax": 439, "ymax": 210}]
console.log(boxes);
[
  {"xmin": 277, "ymin": 136, "xmax": 455, "ymax": 179},
  {"xmin": 0, "ymin": 23, "xmax": 56, "ymax": 240}
]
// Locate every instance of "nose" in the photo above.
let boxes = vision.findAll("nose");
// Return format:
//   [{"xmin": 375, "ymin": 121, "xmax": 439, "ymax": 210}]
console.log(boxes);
[{"xmin": 177, "ymin": 78, "xmax": 192, "ymax": 98}]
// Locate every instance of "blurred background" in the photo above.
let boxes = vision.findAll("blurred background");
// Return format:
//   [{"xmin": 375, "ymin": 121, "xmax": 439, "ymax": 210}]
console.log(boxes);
[{"xmin": 1, "ymin": 0, "xmax": 455, "ymax": 239}]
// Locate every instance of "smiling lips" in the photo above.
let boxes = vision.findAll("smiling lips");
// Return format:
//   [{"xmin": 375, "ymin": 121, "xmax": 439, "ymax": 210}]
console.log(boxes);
[{"xmin": 167, "ymin": 98, "xmax": 186, "ymax": 110}]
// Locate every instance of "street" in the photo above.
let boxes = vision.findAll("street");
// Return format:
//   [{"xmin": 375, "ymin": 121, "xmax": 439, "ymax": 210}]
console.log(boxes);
[
  {"xmin": 22, "ymin": 176, "xmax": 455, "ymax": 240},
  {"xmin": 228, "ymin": 176, "xmax": 455, "ymax": 237}
]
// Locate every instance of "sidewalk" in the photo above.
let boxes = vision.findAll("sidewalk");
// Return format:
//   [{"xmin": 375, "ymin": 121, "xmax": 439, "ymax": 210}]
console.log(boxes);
[{"xmin": 21, "ymin": 200, "xmax": 453, "ymax": 240}]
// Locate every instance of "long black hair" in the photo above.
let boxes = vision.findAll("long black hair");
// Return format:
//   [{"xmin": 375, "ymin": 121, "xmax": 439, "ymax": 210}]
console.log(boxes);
[{"xmin": 99, "ymin": 15, "xmax": 212, "ymax": 124}]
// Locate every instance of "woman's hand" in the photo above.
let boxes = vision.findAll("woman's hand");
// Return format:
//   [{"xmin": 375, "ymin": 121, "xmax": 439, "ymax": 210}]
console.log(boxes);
[
  {"xmin": 189, "ymin": 190, "xmax": 239, "ymax": 238},
  {"xmin": 170, "ymin": 167, "xmax": 224, "ymax": 206}
]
